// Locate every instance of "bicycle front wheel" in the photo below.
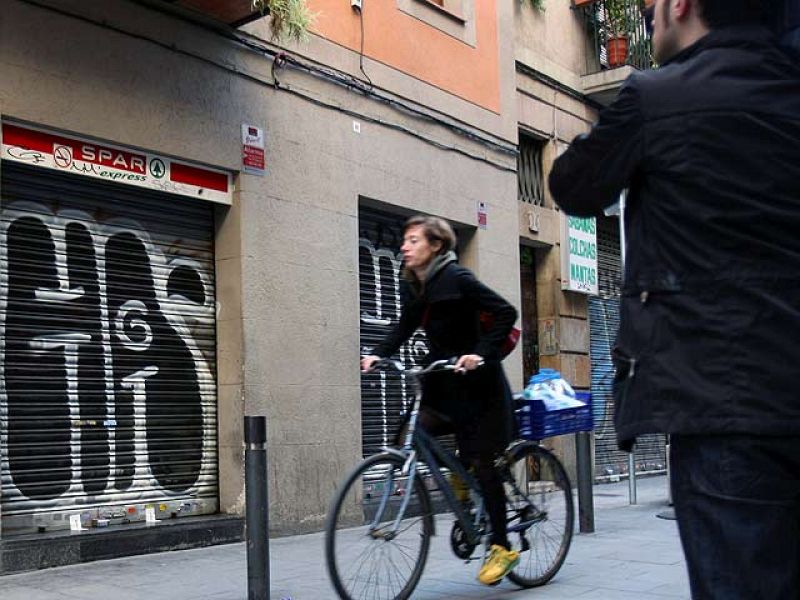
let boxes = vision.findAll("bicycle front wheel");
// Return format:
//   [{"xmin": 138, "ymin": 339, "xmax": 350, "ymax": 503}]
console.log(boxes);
[
  {"xmin": 325, "ymin": 452, "xmax": 433, "ymax": 600},
  {"xmin": 502, "ymin": 443, "xmax": 574, "ymax": 587}
]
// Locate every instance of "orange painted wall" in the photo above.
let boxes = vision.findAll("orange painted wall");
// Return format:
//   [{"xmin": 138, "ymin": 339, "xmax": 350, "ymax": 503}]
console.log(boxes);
[{"xmin": 308, "ymin": 0, "xmax": 500, "ymax": 112}]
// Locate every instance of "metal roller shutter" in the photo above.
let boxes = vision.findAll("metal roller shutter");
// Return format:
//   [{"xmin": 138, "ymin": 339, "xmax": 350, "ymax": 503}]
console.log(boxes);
[
  {"xmin": 1, "ymin": 164, "xmax": 218, "ymax": 534},
  {"xmin": 589, "ymin": 216, "xmax": 665, "ymax": 480},
  {"xmin": 357, "ymin": 208, "xmax": 430, "ymax": 457}
]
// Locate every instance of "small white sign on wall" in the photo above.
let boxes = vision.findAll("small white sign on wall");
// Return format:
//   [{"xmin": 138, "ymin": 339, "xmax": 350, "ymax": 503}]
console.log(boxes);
[
  {"xmin": 242, "ymin": 124, "xmax": 265, "ymax": 176},
  {"xmin": 145, "ymin": 505, "xmax": 160, "ymax": 524},
  {"xmin": 477, "ymin": 201, "xmax": 488, "ymax": 229},
  {"xmin": 69, "ymin": 513, "xmax": 85, "ymax": 532}
]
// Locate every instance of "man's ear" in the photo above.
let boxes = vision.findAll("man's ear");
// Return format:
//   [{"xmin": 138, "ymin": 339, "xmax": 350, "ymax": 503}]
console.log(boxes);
[{"xmin": 673, "ymin": 0, "xmax": 694, "ymax": 21}]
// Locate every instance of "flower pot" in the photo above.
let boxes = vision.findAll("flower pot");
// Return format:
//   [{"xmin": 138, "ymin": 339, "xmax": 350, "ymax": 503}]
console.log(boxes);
[{"xmin": 607, "ymin": 35, "xmax": 629, "ymax": 67}]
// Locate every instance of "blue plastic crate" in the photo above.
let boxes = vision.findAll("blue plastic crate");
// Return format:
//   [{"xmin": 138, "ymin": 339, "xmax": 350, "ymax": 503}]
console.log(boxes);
[{"xmin": 516, "ymin": 391, "xmax": 593, "ymax": 440}]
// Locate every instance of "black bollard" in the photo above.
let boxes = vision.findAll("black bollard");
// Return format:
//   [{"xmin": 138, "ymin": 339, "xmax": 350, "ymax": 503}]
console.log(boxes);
[
  {"xmin": 575, "ymin": 431, "xmax": 595, "ymax": 533},
  {"xmin": 245, "ymin": 416, "xmax": 269, "ymax": 600}
]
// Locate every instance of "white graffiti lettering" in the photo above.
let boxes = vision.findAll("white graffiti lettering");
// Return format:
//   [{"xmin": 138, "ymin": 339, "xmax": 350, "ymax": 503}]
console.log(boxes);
[
  {"xmin": 0, "ymin": 201, "xmax": 216, "ymax": 513},
  {"xmin": 115, "ymin": 300, "xmax": 153, "ymax": 351}
]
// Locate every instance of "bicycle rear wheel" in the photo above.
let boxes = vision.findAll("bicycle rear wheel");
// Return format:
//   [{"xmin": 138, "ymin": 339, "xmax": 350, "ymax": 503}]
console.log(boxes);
[
  {"xmin": 325, "ymin": 452, "xmax": 433, "ymax": 600},
  {"xmin": 502, "ymin": 443, "xmax": 574, "ymax": 587}
]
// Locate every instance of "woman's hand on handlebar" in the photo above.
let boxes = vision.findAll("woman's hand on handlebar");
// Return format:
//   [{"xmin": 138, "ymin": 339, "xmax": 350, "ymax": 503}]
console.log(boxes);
[
  {"xmin": 360, "ymin": 355, "xmax": 382, "ymax": 373},
  {"xmin": 454, "ymin": 354, "xmax": 484, "ymax": 373},
  {"xmin": 361, "ymin": 355, "xmax": 482, "ymax": 375}
]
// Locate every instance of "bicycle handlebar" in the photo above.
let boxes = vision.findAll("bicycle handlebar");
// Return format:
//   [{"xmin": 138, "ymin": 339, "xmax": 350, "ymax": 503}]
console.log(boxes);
[{"xmin": 366, "ymin": 357, "xmax": 483, "ymax": 377}]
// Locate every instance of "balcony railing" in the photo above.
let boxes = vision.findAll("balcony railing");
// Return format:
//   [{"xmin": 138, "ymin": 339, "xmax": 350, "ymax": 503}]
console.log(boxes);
[{"xmin": 576, "ymin": 0, "xmax": 654, "ymax": 75}]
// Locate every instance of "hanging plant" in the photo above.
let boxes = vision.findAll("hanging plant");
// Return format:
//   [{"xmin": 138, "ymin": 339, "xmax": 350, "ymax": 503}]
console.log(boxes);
[
  {"xmin": 524, "ymin": 0, "xmax": 546, "ymax": 12},
  {"xmin": 252, "ymin": 0, "xmax": 316, "ymax": 43}
]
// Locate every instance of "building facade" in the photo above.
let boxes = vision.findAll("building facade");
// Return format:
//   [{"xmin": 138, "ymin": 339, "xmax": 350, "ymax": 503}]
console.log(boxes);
[
  {"xmin": 0, "ymin": 0, "xmax": 521, "ymax": 570},
  {"xmin": 514, "ymin": 0, "xmax": 666, "ymax": 481},
  {"xmin": 0, "ymin": 0, "xmax": 667, "ymax": 572}
]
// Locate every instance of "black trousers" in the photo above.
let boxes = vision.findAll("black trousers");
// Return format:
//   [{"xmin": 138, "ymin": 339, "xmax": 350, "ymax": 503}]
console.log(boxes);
[
  {"xmin": 404, "ymin": 407, "xmax": 512, "ymax": 549},
  {"xmin": 670, "ymin": 434, "xmax": 800, "ymax": 600}
]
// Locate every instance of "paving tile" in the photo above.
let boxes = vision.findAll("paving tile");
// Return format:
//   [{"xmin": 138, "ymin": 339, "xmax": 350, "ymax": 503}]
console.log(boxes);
[
  {"xmin": 578, "ymin": 590, "xmax": 663, "ymax": 599},
  {"xmin": 2, "ymin": 475, "xmax": 689, "ymax": 600},
  {"xmin": 0, "ymin": 587, "xmax": 69, "ymax": 600},
  {"xmin": 648, "ymin": 580, "xmax": 692, "ymax": 598},
  {"xmin": 57, "ymin": 582, "xmax": 175, "ymax": 600}
]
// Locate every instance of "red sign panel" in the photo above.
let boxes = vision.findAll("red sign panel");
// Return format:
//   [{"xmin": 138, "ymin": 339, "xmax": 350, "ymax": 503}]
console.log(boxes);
[
  {"xmin": 243, "ymin": 146, "xmax": 265, "ymax": 172},
  {"xmin": 2, "ymin": 123, "xmax": 231, "ymax": 204}
]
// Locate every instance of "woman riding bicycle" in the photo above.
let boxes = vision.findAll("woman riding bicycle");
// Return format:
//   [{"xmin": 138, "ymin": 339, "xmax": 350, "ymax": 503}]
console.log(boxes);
[{"xmin": 360, "ymin": 214, "xmax": 520, "ymax": 585}]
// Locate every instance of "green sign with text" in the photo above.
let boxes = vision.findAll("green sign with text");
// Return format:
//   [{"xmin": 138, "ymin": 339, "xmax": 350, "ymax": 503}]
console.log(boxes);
[{"xmin": 562, "ymin": 215, "xmax": 598, "ymax": 295}]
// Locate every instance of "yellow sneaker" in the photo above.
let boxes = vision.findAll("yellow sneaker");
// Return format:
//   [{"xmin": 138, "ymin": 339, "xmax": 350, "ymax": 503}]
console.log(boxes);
[{"xmin": 478, "ymin": 544, "xmax": 520, "ymax": 585}]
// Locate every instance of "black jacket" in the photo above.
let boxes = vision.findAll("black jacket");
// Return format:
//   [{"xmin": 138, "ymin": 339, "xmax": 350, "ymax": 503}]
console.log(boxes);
[
  {"xmin": 373, "ymin": 257, "xmax": 517, "ymax": 420},
  {"xmin": 549, "ymin": 26, "xmax": 800, "ymax": 450}
]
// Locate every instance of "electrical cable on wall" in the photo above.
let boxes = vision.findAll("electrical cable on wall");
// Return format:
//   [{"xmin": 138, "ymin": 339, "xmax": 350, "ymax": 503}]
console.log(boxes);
[
  {"xmin": 271, "ymin": 52, "xmax": 287, "ymax": 88},
  {"xmin": 356, "ymin": 1, "xmax": 374, "ymax": 89}
]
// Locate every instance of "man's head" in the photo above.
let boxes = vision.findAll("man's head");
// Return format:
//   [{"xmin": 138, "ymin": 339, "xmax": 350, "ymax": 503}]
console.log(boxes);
[{"xmin": 649, "ymin": 0, "xmax": 766, "ymax": 64}]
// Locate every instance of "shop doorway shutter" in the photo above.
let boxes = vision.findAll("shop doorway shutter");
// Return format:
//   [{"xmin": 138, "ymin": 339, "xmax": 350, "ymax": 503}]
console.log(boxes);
[
  {"xmin": 0, "ymin": 164, "xmax": 218, "ymax": 534},
  {"xmin": 357, "ymin": 208, "xmax": 430, "ymax": 457},
  {"xmin": 589, "ymin": 215, "xmax": 666, "ymax": 480}
]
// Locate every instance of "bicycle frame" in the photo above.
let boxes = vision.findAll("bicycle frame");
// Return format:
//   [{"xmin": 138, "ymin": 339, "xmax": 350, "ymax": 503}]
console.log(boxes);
[{"xmin": 371, "ymin": 359, "xmax": 487, "ymax": 547}]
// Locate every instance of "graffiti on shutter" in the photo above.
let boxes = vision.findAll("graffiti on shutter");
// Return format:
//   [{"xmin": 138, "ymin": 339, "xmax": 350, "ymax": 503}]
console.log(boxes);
[
  {"xmin": 1, "ymin": 169, "xmax": 217, "ymax": 533},
  {"xmin": 358, "ymin": 209, "xmax": 429, "ymax": 457}
]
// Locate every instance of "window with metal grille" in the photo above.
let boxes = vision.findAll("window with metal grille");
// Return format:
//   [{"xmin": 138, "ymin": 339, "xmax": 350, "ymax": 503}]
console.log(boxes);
[{"xmin": 518, "ymin": 134, "xmax": 546, "ymax": 206}]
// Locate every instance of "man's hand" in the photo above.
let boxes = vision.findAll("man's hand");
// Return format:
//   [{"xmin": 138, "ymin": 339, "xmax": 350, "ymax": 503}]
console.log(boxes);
[
  {"xmin": 454, "ymin": 354, "xmax": 484, "ymax": 373},
  {"xmin": 361, "ymin": 355, "xmax": 381, "ymax": 372}
]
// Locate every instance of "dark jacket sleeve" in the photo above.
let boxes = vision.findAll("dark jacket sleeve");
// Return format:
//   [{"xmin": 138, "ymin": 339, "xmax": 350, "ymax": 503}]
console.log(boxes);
[
  {"xmin": 372, "ymin": 284, "xmax": 424, "ymax": 358},
  {"xmin": 456, "ymin": 269, "xmax": 518, "ymax": 360},
  {"xmin": 549, "ymin": 77, "xmax": 644, "ymax": 217}
]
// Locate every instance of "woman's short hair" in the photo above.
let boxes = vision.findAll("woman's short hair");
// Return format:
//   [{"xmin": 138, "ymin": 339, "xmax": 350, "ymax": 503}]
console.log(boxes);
[{"xmin": 404, "ymin": 215, "xmax": 456, "ymax": 255}]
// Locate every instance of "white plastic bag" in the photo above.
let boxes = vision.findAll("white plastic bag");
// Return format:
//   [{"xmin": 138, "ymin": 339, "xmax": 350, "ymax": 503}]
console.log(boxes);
[{"xmin": 523, "ymin": 368, "xmax": 586, "ymax": 410}]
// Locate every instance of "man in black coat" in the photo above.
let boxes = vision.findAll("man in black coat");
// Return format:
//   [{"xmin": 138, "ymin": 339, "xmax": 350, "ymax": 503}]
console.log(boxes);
[{"xmin": 548, "ymin": 1, "xmax": 800, "ymax": 598}]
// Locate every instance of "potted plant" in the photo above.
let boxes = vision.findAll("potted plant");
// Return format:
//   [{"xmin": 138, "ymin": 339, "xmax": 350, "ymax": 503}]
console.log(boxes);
[
  {"xmin": 605, "ymin": 0, "xmax": 632, "ymax": 67},
  {"xmin": 520, "ymin": 0, "xmax": 546, "ymax": 12},
  {"xmin": 252, "ymin": 0, "xmax": 315, "ymax": 42}
]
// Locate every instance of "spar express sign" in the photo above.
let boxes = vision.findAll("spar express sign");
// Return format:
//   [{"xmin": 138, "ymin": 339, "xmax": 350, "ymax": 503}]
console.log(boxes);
[
  {"xmin": 1, "ymin": 123, "xmax": 231, "ymax": 205},
  {"xmin": 561, "ymin": 215, "xmax": 598, "ymax": 295}
]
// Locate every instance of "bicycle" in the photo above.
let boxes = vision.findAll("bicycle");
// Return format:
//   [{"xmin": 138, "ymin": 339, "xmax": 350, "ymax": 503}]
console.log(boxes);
[{"xmin": 325, "ymin": 358, "xmax": 575, "ymax": 600}]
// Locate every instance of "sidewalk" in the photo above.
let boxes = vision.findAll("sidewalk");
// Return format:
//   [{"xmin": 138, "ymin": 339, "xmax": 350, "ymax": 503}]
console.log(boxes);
[{"xmin": 1, "ymin": 475, "xmax": 689, "ymax": 599}]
